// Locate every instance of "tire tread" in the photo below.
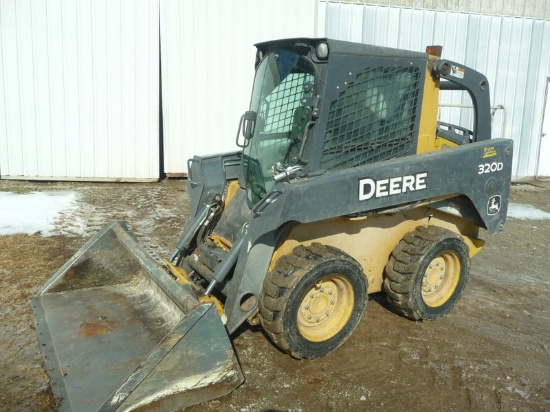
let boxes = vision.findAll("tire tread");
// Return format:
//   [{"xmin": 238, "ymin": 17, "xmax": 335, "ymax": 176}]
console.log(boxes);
[
  {"xmin": 384, "ymin": 226, "xmax": 468, "ymax": 320},
  {"xmin": 259, "ymin": 242, "xmax": 365, "ymax": 359}
]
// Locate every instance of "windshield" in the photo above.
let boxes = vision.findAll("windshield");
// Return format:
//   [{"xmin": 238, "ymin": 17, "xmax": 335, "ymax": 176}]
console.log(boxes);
[{"xmin": 243, "ymin": 50, "xmax": 315, "ymax": 206}]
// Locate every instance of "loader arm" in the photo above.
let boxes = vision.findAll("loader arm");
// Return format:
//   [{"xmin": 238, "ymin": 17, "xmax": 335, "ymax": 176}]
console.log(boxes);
[{"xmin": 187, "ymin": 151, "xmax": 243, "ymax": 219}]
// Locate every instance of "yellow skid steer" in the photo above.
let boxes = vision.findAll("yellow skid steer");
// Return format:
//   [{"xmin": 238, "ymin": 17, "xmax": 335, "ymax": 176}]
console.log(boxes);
[{"xmin": 33, "ymin": 38, "xmax": 513, "ymax": 410}]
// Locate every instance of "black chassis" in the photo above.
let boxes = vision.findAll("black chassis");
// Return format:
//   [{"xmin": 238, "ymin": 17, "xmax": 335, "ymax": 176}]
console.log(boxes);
[
  {"xmin": 186, "ymin": 137, "xmax": 513, "ymax": 334},
  {"xmin": 183, "ymin": 38, "xmax": 513, "ymax": 334}
]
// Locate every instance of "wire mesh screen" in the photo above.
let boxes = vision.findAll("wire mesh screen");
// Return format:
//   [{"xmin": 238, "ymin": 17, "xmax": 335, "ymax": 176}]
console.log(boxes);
[
  {"xmin": 260, "ymin": 73, "xmax": 314, "ymax": 134},
  {"xmin": 321, "ymin": 66, "xmax": 421, "ymax": 171}
]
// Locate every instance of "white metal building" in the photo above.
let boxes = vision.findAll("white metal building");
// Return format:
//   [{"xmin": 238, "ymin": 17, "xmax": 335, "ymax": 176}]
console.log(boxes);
[
  {"xmin": 317, "ymin": 0, "xmax": 550, "ymax": 179},
  {"xmin": 1, "ymin": 0, "xmax": 549, "ymax": 181},
  {"xmin": 0, "ymin": 0, "xmax": 161, "ymax": 181},
  {"xmin": 0, "ymin": 0, "xmax": 318, "ymax": 181},
  {"xmin": 160, "ymin": 0, "xmax": 318, "ymax": 177}
]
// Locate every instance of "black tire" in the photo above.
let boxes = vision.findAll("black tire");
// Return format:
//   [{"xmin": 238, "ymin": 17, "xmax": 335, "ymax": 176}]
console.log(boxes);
[
  {"xmin": 384, "ymin": 226, "xmax": 470, "ymax": 321},
  {"xmin": 259, "ymin": 243, "xmax": 368, "ymax": 359}
]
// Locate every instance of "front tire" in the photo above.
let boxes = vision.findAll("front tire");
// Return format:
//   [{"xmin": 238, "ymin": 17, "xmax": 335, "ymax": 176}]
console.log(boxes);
[
  {"xmin": 384, "ymin": 226, "xmax": 470, "ymax": 320},
  {"xmin": 259, "ymin": 243, "xmax": 367, "ymax": 359}
]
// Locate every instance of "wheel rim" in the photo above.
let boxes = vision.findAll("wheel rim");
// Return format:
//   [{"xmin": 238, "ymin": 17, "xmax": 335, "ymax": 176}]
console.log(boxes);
[
  {"xmin": 421, "ymin": 251, "xmax": 461, "ymax": 307},
  {"xmin": 297, "ymin": 275, "xmax": 355, "ymax": 342}
]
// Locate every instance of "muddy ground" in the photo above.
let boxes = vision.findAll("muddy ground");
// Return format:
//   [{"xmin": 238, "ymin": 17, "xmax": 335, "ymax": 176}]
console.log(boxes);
[{"xmin": 1, "ymin": 179, "xmax": 549, "ymax": 411}]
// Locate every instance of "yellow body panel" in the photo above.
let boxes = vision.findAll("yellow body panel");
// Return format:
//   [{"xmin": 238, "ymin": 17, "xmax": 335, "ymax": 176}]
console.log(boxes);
[
  {"xmin": 225, "ymin": 179, "xmax": 241, "ymax": 205},
  {"xmin": 270, "ymin": 207, "xmax": 483, "ymax": 294},
  {"xmin": 416, "ymin": 57, "xmax": 440, "ymax": 154},
  {"xmin": 416, "ymin": 57, "xmax": 461, "ymax": 154}
]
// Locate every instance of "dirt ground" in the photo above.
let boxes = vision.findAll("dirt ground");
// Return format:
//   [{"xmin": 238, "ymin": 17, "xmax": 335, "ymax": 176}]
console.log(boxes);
[{"xmin": 1, "ymin": 178, "xmax": 549, "ymax": 411}]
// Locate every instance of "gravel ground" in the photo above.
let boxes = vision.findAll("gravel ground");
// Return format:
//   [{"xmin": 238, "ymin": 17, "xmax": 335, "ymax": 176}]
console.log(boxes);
[{"xmin": 1, "ymin": 178, "xmax": 549, "ymax": 411}]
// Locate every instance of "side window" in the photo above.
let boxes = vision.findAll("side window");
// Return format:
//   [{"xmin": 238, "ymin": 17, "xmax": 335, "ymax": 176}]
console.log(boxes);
[
  {"xmin": 259, "ymin": 73, "xmax": 314, "ymax": 134},
  {"xmin": 321, "ymin": 66, "xmax": 421, "ymax": 171}
]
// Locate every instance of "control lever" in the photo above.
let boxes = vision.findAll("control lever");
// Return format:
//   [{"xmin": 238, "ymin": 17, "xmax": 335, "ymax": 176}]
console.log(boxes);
[{"xmin": 271, "ymin": 162, "xmax": 304, "ymax": 182}]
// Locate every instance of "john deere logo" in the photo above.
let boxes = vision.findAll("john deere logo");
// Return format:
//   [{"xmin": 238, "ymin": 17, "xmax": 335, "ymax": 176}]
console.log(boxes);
[
  {"xmin": 487, "ymin": 195, "xmax": 501, "ymax": 215},
  {"xmin": 359, "ymin": 172, "xmax": 428, "ymax": 201}
]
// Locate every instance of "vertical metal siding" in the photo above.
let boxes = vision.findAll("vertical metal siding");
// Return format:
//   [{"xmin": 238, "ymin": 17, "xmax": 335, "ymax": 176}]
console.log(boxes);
[
  {"xmin": 0, "ymin": 0, "xmax": 160, "ymax": 181},
  {"xmin": 160, "ymin": 0, "xmax": 317, "ymax": 175},
  {"xmin": 318, "ymin": 1, "xmax": 550, "ymax": 178},
  {"xmin": 538, "ymin": 79, "xmax": 550, "ymax": 176}
]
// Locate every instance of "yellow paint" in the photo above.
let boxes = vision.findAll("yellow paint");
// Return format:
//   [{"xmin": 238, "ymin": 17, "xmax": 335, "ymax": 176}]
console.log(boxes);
[
  {"xmin": 198, "ymin": 295, "xmax": 225, "ymax": 317},
  {"xmin": 426, "ymin": 208, "xmax": 484, "ymax": 257},
  {"xmin": 416, "ymin": 57, "xmax": 460, "ymax": 154},
  {"xmin": 164, "ymin": 260, "xmax": 225, "ymax": 316},
  {"xmin": 416, "ymin": 57, "xmax": 441, "ymax": 154},
  {"xmin": 297, "ymin": 274, "xmax": 355, "ymax": 342},
  {"xmin": 483, "ymin": 146, "xmax": 498, "ymax": 158},
  {"xmin": 208, "ymin": 234, "xmax": 233, "ymax": 250},
  {"xmin": 165, "ymin": 259, "xmax": 195, "ymax": 286},
  {"xmin": 270, "ymin": 205, "xmax": 483, "ymax": 294},
  {"xmin": 225, "ymin": 180, "xmax": 241, "ymax": 206},
  {"xmin": 421, "ymin": 253, "xmax": 460, "ymax": 307}
]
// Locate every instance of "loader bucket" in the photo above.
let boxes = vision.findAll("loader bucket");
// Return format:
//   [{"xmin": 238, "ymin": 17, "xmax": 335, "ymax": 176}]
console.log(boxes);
[{"xmin": 31, "ymin": 221, "xmax": 244, "ymax": 411}]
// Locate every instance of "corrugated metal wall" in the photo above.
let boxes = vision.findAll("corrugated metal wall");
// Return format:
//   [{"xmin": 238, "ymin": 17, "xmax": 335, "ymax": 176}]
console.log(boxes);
[
  {"xmin": 317, "ymin": 1, "xmax": 550, "ymax": 179},
  {"xmin": 340, "ymin": 0, "xmax": 550, "ymax": 19},
  {"xmin": 0, "ymin": 0, "xmax": 160, "ymax": 181},
  {"xmin": 0, "ymin": 0, "xmax": 315, "ymax": 180},
  {"xmin": 2, "ymin": 0, "xmax": 547, "ymax": 180},
  {"xmin": 539, "ymin": 80, "xmax": 550, "ymax": 176},
  {"xmin": 160, "ymin": 0, "xmax": 317, "ymax": 175}
]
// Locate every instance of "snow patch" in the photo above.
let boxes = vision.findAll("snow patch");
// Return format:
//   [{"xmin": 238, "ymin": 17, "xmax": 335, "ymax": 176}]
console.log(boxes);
[
  {"xmin": 0, "ymin": 191, "xmax": 86, "ymax": 236},
  {"xmin": 507, "ymin": 203, "xmax": 550, "ymax": 220}
]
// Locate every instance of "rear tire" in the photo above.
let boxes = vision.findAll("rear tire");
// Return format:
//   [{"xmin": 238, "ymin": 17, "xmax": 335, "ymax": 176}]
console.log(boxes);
[
  {"xmin": 384, "ymin": 226, "xmax": 470, "ymax": 320},
  {"xmin": 259, "ymin": 243, "xmax": 367, "ymax": 359}
]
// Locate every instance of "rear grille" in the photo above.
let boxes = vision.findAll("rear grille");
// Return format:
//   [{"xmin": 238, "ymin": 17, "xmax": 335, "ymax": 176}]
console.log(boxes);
[{"xmin": 321, "ymin": 66, "xmax": 421, "ymax": 171}]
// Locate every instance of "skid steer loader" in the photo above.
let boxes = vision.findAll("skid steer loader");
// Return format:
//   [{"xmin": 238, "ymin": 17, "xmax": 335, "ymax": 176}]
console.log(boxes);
[{"xmin": 33, "ymin": 38, "xmax": 513, "ymax": 411}]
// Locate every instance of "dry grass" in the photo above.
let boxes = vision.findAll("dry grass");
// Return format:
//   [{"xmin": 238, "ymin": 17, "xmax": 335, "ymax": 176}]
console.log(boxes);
[{"xmin": 0, "ymin": 234, "xmax": 74, "ymax": 412}]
